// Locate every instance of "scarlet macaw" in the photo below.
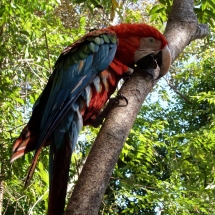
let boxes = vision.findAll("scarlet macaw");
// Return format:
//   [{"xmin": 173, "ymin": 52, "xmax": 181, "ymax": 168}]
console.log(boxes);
[{"xmin": 11, "ymin": 23, "xmax": 171, "ymax": 214}]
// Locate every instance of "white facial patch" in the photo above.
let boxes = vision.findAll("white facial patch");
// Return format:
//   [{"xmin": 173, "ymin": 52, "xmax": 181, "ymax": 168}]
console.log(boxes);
[{"xmin": 134, "ymin": 37, "xmax": 162, "ymax": 62}]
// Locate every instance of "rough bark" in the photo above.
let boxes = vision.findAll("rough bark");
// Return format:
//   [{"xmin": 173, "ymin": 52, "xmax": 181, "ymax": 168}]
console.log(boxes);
[
  {"xmin": 64, "ymin": 0, "xmax": 208, "ymax": 214},
  {"xmin": 165, "ymin": 0, "xmax": 208, "ymax": 62}
]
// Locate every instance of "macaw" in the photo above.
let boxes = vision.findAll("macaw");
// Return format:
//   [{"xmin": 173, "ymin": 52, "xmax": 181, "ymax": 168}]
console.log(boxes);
[{"xmin": 11, "ymin": 23, "xmax": 171, "ymax": 214}]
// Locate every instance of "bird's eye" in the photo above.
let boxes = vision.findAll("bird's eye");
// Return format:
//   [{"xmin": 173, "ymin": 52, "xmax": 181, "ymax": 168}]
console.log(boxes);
[{"xmin": 147, "ymin": 38, "xmax": 155, "ymax": 43}]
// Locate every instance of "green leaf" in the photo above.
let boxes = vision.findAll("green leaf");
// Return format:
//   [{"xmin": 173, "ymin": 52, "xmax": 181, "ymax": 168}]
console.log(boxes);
[
  {"xmin": 74, "ymin": 0, "xmax": 86, "ymax": 3},
  {"xmin": 20, "ymin": 30, "xmax": 30, "ymax": 36},
  {"xmin": 90, "ymin": 0, "xmax": 99, "ymax": 6},
  {"xmin": 149, "ymin": 5, "xmax": 162, "ymax": 15},
  {"xmin": 207, "ymin": 0, "xmax": 215, "ymax": 10},
  {"xmin": 205, "ymin": 9, "xmax": 215, "ymax": 23}
]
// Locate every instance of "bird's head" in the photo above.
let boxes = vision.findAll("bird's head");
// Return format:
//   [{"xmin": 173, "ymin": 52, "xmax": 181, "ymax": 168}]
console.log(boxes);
[{"xmin": 108, "ymin": 23, "xmax": 171, "ymax": 77}]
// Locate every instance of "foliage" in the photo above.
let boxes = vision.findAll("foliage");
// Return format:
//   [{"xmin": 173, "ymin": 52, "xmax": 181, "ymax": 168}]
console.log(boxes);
[
  {"xmin": 150, "ymin": 0, "xmax": 215, "ymax": 26},
  {"xmin": 99, "ymin": 8, "xmax": 215, "ymax": 214},
  {"xmin": 0, "ymin": 0, "xmax": 88, "ymax": 213},
  {"xmin": 1, "ymin": 0, "xmax": 215, "ymax": 214}
]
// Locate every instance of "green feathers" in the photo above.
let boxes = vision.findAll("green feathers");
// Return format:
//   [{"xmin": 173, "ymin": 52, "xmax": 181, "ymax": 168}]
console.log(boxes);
[
  {"xmin": 57, "ymin": 32, "xmax": 117, "ymax": 70},
  {"xmin": 88, "ymin": 42, "xmax": 99, "ymax": 52},
  {"xmin": 101, "ymin": 34, "xmax": 110, "ymax": 43}
]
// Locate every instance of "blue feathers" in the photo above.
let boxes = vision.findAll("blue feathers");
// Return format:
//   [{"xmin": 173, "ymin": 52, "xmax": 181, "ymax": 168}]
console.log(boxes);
[
  {"xmin": 23, "ymin": 32, "xmax": 118, "ymax": 215},
  {"xmin": 34, "ymin": 32, "xmax": 117, "ymax": 154}
]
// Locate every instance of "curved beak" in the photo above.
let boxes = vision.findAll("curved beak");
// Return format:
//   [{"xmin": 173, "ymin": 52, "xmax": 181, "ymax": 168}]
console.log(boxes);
[
  {"xmin": 134, "ymin": 45, "xmax": 171, "ymax": 79},
  {"xmin": 159, "ymin": 45, "xmax": 171, "ymax": 77}
]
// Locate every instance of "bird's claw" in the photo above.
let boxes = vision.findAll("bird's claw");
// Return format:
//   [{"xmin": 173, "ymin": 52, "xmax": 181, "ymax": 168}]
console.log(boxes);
[
  {"xmin": 114, "ymin": 94, "xmax": 128, "ymax": 106},
  {"xmin": 123, "ymin": 75, "xmax": 131, "ymax": 82},
  {"xmin": 91, "ymin": 94, "xmax": 128, "ymax": 127}
]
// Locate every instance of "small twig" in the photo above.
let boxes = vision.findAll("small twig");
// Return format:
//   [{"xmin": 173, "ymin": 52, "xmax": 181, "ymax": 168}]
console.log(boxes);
[
  {"xmin": 44, "ymin": 32, "xmax": 52, "ymax": 74},
  {"xmin": 28, "ymin": 189, "xmax": 49, "ymax": 214},
  {"xmin": 2, "ymin": 199, "xmax": 9, "ymax": 215},
  {"xmin": 24, "ymin": 76, "xmax": 28, "ymax": 116},
  {"xmin": 17, "ymin": 58, "xmax": 34, "ymax": 62},
  {"xmin": 14, "ymin": 200, "xmax": 17, "ymax": 215},
  {"xmin": 13, "ymin": 195, "xmax": 26, "ymax": 215},
  {"xmin": 101, "ymin": 200, "xmax": 106, "ymax": 214},
  {"xmin": 1, "ymin": 123, "xmax": 26, "ymax": 134},
  {"xmin": 74, "ymin": 156, "xmax": 80, "ymax": 178},
  {"xmin": 164, "ymin": 77, "xmax": 193, "ymax": 105},
  {"xmin": 4, "ymin": 189, "xmax": 26, "ymax": 215},
  {"xmin": 110, "ymin": 177, "xmax": 156, "ymax": 190},
  {"xmin": 157, "ymin": 207, "xmax": 164, "ymax": 215},
  {"xmin": 34, "ymin": 64, "xmax": 50, "ymax": 73},
  {"xmin": 25, "ymin": 61, "xmax": 46, "ymax": 85}
]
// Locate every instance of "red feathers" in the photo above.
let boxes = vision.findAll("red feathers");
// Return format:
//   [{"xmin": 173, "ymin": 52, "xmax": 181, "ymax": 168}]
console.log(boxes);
[
  {"xmin": 108, "ymin": 23, "xmax": 168, "ymax": 47},
  {"xmin": 83, "ymin": 67, "xmax": 120, "ymax": 125},
  {"xmin": 107, "ymin": 23, "xmax": 168, "ymax": 67}
]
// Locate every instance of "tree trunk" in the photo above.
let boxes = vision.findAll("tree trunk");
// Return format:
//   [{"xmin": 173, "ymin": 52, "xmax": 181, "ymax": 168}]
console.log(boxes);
[
  {"xmin": 65, "ymin": 0, "xmax": 208, "ymax": 214},
  {"xmin": 65, "ymin": 70, "xmax": 157, "ymax": 215}
]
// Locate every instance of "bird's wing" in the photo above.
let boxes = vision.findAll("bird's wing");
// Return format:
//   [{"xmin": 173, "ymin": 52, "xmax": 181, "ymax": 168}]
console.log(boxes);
[{"xmin": 11, "ymin": 29, "xmax": 118, "ymax": 183}]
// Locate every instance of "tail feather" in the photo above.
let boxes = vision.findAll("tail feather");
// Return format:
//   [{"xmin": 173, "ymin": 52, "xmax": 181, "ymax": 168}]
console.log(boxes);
[
  {"xmin": 12, "ymin": 138, "xmax": 23, "ymax": 152},
  {"xmin": 10, "ymin": 149, "xmax": 25, "ymax": 163},
  {"xmin": 48, "ymin": 132, "xmax": 72, "ymax": 215},
  {"xmin": 11, "ymin": 125, "xmax": 38, "ymax": 163},
  {"xmin": 11, "ymin": 125, "xmax": 50, "ymax": 163},
  {"xmin": 11, "ymin": 78, "xmax": 53, "ymax": 161},
  {"xmin": 47, "ymin": 102, "xmax": 83, "ymax": 214},
  {"xmin": 11, "ymin": 125, "xmax": 51, "ymax": 187},
  {"xmin": 24, "ymin": 147, "xmax": 44, "ymax": 187},
  {"xmin": 12, "ymin": 136, "xmax": 31, "ymax": 152}
]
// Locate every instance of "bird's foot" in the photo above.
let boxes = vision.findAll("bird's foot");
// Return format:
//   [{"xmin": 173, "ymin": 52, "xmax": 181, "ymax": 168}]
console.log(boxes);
[
  {"xmin": 123, "ymin": 74, "xmax": 131, "ymax": 82},
  {"xmin": 113, "ymin": 93, "xmax": 128, "ymax": 106},
  {"xmin": 91, "ymin": 94, "xmax": 128, "ymax": 127}
]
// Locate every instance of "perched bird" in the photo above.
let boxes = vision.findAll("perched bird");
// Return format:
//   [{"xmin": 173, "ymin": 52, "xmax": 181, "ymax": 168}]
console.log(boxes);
[{"xmin": 11, "ymin": 23, "xmax": 171, "ymax": 214}]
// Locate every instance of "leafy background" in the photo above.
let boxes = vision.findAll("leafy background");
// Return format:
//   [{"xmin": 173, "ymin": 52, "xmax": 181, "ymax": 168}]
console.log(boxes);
[{"xmin": 1, "ymin": 0, "xmax": 215, "ymax": 214}]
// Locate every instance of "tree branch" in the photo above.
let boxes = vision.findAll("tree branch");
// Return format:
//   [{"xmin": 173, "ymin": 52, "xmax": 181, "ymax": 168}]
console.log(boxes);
[
  {"xmin": 165, "ymin": 0, "xmax": 208, "ymax": 61},
  {"xmin": 65, "ymin": 71, "xmax": 155, "ymax": 215},
  {"xmin": 44, "ymin": 32, "xmax": 53, "ymax": 74},
  {"xmin": 164, "ymin": 77, "xmax": 193, "ymax": 105},
  {"xmin": 65, "ymin": 0, "xmax": 209, "ymax": 214}
]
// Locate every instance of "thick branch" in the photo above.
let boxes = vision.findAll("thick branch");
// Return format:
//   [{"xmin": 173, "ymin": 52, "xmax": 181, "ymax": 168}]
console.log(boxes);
[
  {"xmin": 165, "ymin": 0, "xmax": 208, "ymax": 62},
  {"xmin": 65, "ymin": 72, "xmax": 155, "ymax": 215},
  {"xmin": 65, "ymin": 0, "xmax": 209, "ymax": 214}
]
